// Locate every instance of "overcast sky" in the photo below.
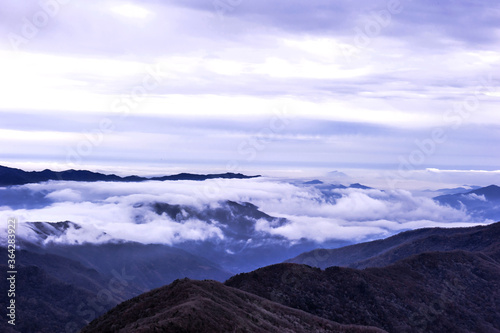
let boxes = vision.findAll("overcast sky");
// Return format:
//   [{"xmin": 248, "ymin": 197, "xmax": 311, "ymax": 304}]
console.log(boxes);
[{"xmin": 1, "ymin": 0, "xmax": 499, "ymax": 185}]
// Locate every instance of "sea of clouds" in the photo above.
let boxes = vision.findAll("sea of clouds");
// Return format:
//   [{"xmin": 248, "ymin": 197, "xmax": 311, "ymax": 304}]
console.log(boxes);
[{"xmin": 0, "ymin": 177, "xmax": 487, "ymax": 246}]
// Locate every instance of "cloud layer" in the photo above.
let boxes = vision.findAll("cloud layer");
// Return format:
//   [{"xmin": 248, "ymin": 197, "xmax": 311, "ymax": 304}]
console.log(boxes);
[{"xmin": 0, "ymin": 178, "xmax": 487, "ymax": 246}]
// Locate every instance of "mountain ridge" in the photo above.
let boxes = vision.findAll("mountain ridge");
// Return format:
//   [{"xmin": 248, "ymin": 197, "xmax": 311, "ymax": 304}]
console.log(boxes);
[
  {"xmin": 286, "ymin": 221, "xmax": 499, "ymax": 269},
  {"xmin": 80, "ymin": 278, "xmax": 387, "ymax": 333},
  {"xmin": 227, "ymin": 249, "xmax": 500, "ymax": 332},
  {"xmin": 0, "ymin": 165, "xmax": 260, "ymax": 186},
  {"xmin": 433, "ymin": 184, "xmax": 500, "ymax": 220}
]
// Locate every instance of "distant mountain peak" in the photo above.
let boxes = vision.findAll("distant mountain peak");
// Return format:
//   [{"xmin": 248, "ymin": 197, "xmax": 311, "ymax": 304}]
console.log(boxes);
[
  {"xmin": 303, "ymin": 179, "xmax": 324, "ymax": 185},
  {"xmin": 326, "ymin": 170, "xmax": 349, "ymax": 178},
  {"xmin": 349, "ymin": 183, "xmax": 372, "ymax": 189}
]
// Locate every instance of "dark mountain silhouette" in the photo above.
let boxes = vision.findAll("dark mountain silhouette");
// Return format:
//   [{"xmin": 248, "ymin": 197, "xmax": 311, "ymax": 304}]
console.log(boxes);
[
  {"xmin": 0, "ymin": 165, "xmax": 260, "ymax": 186},
  {"xmin": 81, "ymin": 278, "xmax": 386, "ymax": 333},
  {"xmin": 227, "ymin": 249, "xmax": 500, "ymax": 333},
  {"xmin": 286, "ymin": 222, "xmax": 500, "ymax": 269},
  {"xmin": 434, "ymin": 185, "xmax": 500, "ymax": 220}
]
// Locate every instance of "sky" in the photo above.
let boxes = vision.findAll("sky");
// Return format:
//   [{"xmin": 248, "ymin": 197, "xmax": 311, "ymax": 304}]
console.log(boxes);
[{"xmin": 1, "ymin": 0, "xmax": 499, "ymax": 187}]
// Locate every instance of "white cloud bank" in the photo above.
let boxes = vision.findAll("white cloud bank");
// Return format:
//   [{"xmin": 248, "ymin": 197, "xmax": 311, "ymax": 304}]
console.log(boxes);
[{"xmin": 0, "ymin": 178, "xmax": 489, "ymax": 246}]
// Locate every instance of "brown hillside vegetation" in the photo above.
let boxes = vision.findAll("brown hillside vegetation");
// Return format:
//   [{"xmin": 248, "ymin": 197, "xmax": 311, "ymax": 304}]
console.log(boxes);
[
  {"xmin": 81, "ymin": 278, "xmax": 386, "ymax": 333},
  {"xmin": 227, "ymin": 250, "xmax": 500, "ymax": 333}
]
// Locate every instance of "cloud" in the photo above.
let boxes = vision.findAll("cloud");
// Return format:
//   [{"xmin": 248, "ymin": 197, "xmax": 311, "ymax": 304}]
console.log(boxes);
[
  {"xmin": 0, "ymin": 178, "xmax": 487, "ymax": 246},
  {"xmin": 45, "ymin": 188, "xmax": 83, "ymax": 202},
  {"xmin": 464, "ymin": 193, "xmax": 487, "ymax": 202}
]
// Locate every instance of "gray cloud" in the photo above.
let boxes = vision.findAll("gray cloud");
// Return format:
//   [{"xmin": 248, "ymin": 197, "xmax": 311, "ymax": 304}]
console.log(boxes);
[
  {"xmin": 1, "ymin": 107, "xmax": 499, "ymax": 173},
  {"xmin": 0, "ymin": 0, "xmax": 499, "ymax": 181}
]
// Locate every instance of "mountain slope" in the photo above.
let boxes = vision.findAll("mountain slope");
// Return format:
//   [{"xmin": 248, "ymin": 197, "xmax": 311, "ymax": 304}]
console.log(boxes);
[
  {"xmin": 286, "ymin": 221, "xmax": 499, "ymax": 269},
  {"xmin": 0, "ymin": 165, "xmax": 259, "ymax": 186},
  {"xmin": 0, "ymin": 265, "xmax": 97, "ymax": 333},
  {"xmin": 10, "ymin": 248, "xmax": 139, "ymax": 297},
  {"xmin": 28, "ymin": 242, "xmax": 233, "ymax": 291},
  {"xmin": 0, "ymin": 239, "xmax": 232, "ymax": 333},
  {"xmin": 151, "ymin": 200, "xmax": 321, "ymax": 272},
  {"xmin": 464, "ymin": 185, "xmax": 500, "ymax": 200},
  {"xmin": 81, "ymin": 278, "xmax": 387, "ymax": 333},
  {"xmin": 352, "ymin": 221, "xmax": 500, "ymax": 268},
  {"xmin": 20, "ymin": 202, "xmax": 332, "ymax": 274},
  {"xmin": 434, "ymin": 184, "xmax": 500, "ymax": 220},
  {"xmin": 79, "ymin": 222, "xmax": 500, "ymax": 333},
  {"xmin": 0, "ymin": 260, "xmax": 124, "ymax": 333},
  {"xmin": 227, "ymin": 250, "xmax": 500, "ymax": 333}
]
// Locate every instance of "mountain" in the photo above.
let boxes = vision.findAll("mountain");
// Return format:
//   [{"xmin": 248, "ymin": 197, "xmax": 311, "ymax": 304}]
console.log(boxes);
[
  {"xmin": 349, "ymin": 183, "xmax": 372, "ymax": 190},
  {"xmin": 8, "ymin": 220, "xmax": 236, "ymax": 332},
  {"xmin": 81, "ymin": 278, "xmax": 386, "ymax": 333},
  {"xmin": 326, "ymin": 170, "xmax": 349, "ymax": 179},
  {"xmin": 24, "ymin": 221, "xmax": 92, "ymax": 242},
  {"xmin": 41, "ymin": 242, "xmax": 232, "ymax": 290},
  {"xmin": 302, "ymin": 182, "xmax": 371, "ymax": 190},
  {"xmin": 303, "ymin": 179, "xmax": 324, "ymax": 185},
  {"xmin": 0, "ymin": 239, "xmax": 232, "ymax": 332},
  {"xmin": 434, "ymin": 184, "xmax": 500, "ymax": 220},
  {"xmin": 424, "ymin": 185, "xmax": 482, "ymax": 196},
  {"xmin": 0, "ymin": 264, "xmax": 104, "ymax": 333},
  {"xmin": 0, "ymin": 165, "xmax": 260, "ymax": 186},
  {"xmin": 227, "ymin": 250, "xmax": 500, "ymax": 333},
  {"xmin": 471, "ymin": 185, "xmax": 500, "ymax": 200},
  {"xmin": 82, "ymin": 222, "xmax": 500, "ymax": 333},
  {"xmin": 7, "ymin": 248, "xmax": 140, "ymax": 297},
  {"xmin": 20, "ymin": 201, "xmax": 343, "ymax": 274},
  {"xmin": 434, "ymin": 184, "xmax": 500, "ymax": 202},
  {"xmin": 286, "ymin": 221, "xmax": 500, "ymax": 269},
  {"xmin": 150, "ymin": 200, "xmax": 330, "ymax": 272},
  {"xmin": 19, "ymin": 232, "xmax": 233, "ymax": 291},
  {"xmin": 0, "ymin": 249, "xmax": 135, "ymax": 333}
]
